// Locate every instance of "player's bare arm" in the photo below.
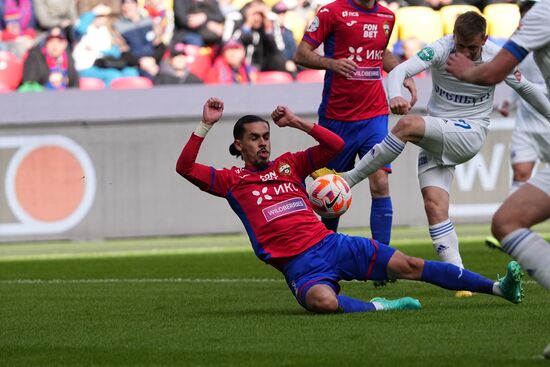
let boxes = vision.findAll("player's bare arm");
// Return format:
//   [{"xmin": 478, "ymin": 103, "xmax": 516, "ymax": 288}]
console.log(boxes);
[
  {"xmin": 294, "ymin": 41, "xmax": 357, "ymax": 79},
  {"xmin": 446, "ymin": 49, "xmax": 520, "ymax": 85},
  {"xmin": 271, "ymin": 106, "xmax": 314, "ymax": 132}
]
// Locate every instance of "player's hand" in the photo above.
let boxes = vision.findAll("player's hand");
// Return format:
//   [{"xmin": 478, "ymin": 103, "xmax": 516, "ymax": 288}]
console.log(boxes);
[
  {"xmin": 446, "ymin": 53, "xmax": 475, "ymax": 80},
  {"xmin": 271, "ymin": 105, "xmax": 295, "ymax": 127},
  {"xmin": 497, "ymin": 99, "xmax": 510, "ymax": 117},
  {"xmin": 403, "ymin": 77, "xmax": 417, "ymax": 107},
  {"xmin": 202, "ymin": 97, "xmax": 224, "ymax": 125},
  {"xmin": 389, "ymin": 96, "xmax": 411, "ymax": 115},
  {"xmin": 328, "ymin": 58, "xmax": 357, "ymax": 79}
]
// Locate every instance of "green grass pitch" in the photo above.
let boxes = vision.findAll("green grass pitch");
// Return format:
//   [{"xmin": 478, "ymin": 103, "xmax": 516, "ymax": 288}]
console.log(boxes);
[{"xmin": 0, "ymin": 228, "xmax": 549, "ymax": 366}]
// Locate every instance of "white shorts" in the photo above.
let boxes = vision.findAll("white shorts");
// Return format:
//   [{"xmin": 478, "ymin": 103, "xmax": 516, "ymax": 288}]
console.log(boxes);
[
  {"xmin": 528, "ymin": 166, "xmax": 550, "ymax": 198},
  {"xmin": 416, "ymin": 117, "xmax": 487, "ymax": 192},
  {"xmin": 510, "ymin": 130, "xmax": 550, "ymax": 164}
]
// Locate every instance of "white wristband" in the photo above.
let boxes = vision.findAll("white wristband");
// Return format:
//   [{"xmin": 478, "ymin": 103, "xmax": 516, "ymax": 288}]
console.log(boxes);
[{"xmin": 194, "ymin": 121, "xmax": 213, "ymax": 138}]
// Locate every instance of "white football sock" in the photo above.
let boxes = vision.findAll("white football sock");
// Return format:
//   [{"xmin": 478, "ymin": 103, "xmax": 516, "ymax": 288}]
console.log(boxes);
[
  {"xmin": 501, "ymin": 228, "xmax": 550, "ymax": 292},
  {"xmin": 342, "ymin": 133, "xmax": 405, "ymax": 188},
  {"xmin": 429, "ymin": 219, "xmax": 464, "ymax": 268}
]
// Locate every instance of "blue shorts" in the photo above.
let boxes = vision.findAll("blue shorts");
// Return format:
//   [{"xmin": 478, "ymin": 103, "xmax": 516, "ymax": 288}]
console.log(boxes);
[
  {"xmin": 319, "ymin": 115, "xmax": 391, "ymax": 172},
  {"xmin": 282, "ymin": 233, "xmax": 396, "ymax": 307}
]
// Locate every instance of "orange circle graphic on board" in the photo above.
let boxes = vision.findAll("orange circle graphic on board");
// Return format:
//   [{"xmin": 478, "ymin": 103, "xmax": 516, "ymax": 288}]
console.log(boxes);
[{"xmin": 14, "ymin": 146, "xmax": 86, "ymax": 222}]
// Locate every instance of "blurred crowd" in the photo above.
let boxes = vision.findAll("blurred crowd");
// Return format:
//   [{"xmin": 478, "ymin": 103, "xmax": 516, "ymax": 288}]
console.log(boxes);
[{"xmin": 0, "ymin": 0, "xmax": 520, "ymax": 91}]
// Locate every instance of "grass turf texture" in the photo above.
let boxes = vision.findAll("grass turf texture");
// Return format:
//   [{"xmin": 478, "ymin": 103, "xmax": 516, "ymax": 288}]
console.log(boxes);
[{"xmin": 1, "ymin": 231, "xmax": 549, "ymax": 366}]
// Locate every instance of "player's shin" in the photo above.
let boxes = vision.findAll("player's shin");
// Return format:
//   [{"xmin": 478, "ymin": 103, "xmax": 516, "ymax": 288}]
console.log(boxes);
[
  {"xmin": 429, "ymin": 219, "xmax": 464, "ymax": 268},
  {"xmin": 336, "ymin": 295, "xmax": 377, "ymax": 313},
  {"xmin": 343, "ymin": 133, "xmax": 405, "ymax": 187},
  {"xmin": 420, "ymin": 260, "xmax": 494, "ymax": 294},
  {"xmin": 501, "ymin": 228, "xmax": 550, "ymax": 291}
]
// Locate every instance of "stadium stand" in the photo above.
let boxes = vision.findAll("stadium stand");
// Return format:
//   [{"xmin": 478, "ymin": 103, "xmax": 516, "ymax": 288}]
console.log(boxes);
[
  {"xmin": 0, "ymin": 51, "xmax": 23, "ymax": 90},
  {"xmin": 255, "ymin": 70, "xmax": 294, "ymax": 84},
  {"xmin": 439, "ymin": 4, "xmax": 481, "ymax": 35},
  {"xmin": 110, "ymin": 76, "xmax": 154, "ymax": 90},
  {"xmin": 296, "ymin": 69, "xmax": 324, "ymax": 83},
  {"xmin": 79, "ymin": 77, "xmax": 107, "ymax": 91},
  {"xmin": 484, "ymin": 3, "xmax": 520, "ymax": 39}
]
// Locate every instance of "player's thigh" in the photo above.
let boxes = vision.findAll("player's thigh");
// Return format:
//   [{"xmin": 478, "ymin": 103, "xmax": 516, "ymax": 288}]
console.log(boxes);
[
  {"xmin": 510, "ymin": 130, "xmax": 539, "ymax": 165},
  {"xmin": 386, "ymin": 250, "xmax": 424, "ymax": 280},
  {"xmin": 493, "ymin": 171, "xmax": 550, "ymax": 236},
  {"xmin": 419, "ymin": 117, "xmax": 487, "ymax": 166},
  {"xmin": 318, "ymin": 119, "xmax": 362, "ymax": 171},
  {"xmin": 327, "ymin": 234, "xmax": 397, "ymax": 280}
]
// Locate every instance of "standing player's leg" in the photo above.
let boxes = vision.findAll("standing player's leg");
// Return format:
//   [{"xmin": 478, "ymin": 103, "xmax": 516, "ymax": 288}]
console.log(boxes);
[
  {"xmin": 361, "ymin": 115, "xmax": 393, "ymax": 245},
  {"xmin": 492, "ymin": 174, "xmax": 550, "ymax": 292},
  {"xmin": 418, "ymin": 165, "xmax": 464, "ymax": 269}
]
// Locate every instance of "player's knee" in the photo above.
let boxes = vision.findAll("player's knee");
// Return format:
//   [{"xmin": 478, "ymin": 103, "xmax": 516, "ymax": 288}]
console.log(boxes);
[
  {"xmin": 491, "ymin": 208, "xmax": 520, "ymax": 241},
  {"xmin": 369, "ymin": 171, "xmax": 389, "ymax": 196},
  {"xmin": 388, "ymin": 251, "xmax": 424, "ymax": 280},
  {"xmin": 305, "ymin": 285, "xmax": 339, "ymax": 313},
  {"xmin": 423, "ymin": 196, "xmax": 446, "ymax": 220},
  {"xmin": 393, "ymin": 115, "xmax": 420, "ymax": 140},
  {"xmin": 513, "ymin": 168, "xmax": 531, "ymax": 183}
]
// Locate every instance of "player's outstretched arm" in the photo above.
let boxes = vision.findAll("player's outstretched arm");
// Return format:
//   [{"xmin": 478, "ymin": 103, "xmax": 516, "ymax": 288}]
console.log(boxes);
[
  {"xmin": 446, "ymin": 49, "xmax": 520, "ymax": 85},
  {"xmin": 387, "ymin": 57, "xmax": 426, "ymax": 115},
  {"xmin": 507, "ymin": 76, "xmax": 550, "ymax": 121}
]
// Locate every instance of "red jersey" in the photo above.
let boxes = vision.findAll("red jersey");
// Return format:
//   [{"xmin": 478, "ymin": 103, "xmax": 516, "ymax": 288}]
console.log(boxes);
[
  {"xmin": 303, "ymin": 0, "xmax": 395, "ymax": 121},
  {"xmin": 176, "ymin": 124, "xmax": 344, "ymax": 263}
]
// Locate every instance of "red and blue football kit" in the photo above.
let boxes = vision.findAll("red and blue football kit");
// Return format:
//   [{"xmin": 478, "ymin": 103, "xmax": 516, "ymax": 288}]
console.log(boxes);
[
  {"xmin": 176, "ymin": 124, "xmax": 342, "ymax": 262},
  {"xmin": 303, "ymin": 0, "xmax": 395, "ymax": 121},
  {"xmin": 302, "ymin": 0, "xmax": 396, "ymax": 241}
]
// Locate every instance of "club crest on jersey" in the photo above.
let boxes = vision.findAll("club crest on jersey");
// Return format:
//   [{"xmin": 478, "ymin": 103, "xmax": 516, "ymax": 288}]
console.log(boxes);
[
  {"xmin": 278, "ymin": 162, "xmax": 291, "ymax": 175},
  {"xmin": 383, "ymin": 22, "xmax": 390, "ymax": 37},
  {"xmin": 307, "ymin": 16, "xmax": 319, "ymax": 32},
  {"xmin": 417, "ymin": 46, "xmax": 434, "ymax": 62}
]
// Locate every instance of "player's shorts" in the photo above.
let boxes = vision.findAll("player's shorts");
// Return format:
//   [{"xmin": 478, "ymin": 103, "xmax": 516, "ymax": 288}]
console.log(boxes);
[
  {"xmin": 319, "ymin": 115, "xmax": 391, "ymax": 173},
  {"xmin": 281, "ymin": 233, "xmax": 396, "ymax": 309},
  {"xmin": 510, "ymin": 130, "xmax": 550, "ymax": 164},
  {"xmin": 528, "ymin": 166, "xmax": 550, "ymax": 198},
  {"xmin": 417, "ymin": 116, "xmax": 488, "ymax": 174}
]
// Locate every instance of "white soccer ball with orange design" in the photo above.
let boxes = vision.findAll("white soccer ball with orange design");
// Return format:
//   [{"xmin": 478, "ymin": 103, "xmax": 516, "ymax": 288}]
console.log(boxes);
[{"xmin": 307, "ymin": 174, "xmax": 352, "ymax": 218}]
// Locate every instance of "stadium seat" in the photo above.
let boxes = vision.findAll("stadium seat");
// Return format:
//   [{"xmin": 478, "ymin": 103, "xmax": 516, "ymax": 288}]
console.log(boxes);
[
  {"xmin": 484, "ymin": 3, "xmax": 520, "ymax": 39},
  {"xmin": 79, "ymin": 77, "xmax": 106, "ymax": 91},
  {"xmin": 255, "ymin": 71, "xmax": 294, "ymax": 84},
  {"xmin": 439, "ymin": 5, "xmax": 481, "ymax": 35},
  {"xmin": 296, "ymin": 69, "xmax": 325, "ymax": 83},
  {"xmin": 395, "ymin": 7, "xmax": 443, "ymax": 45},
  {"xmin": 0, "ymin": 51, "xmax": 23, "ymax": 90},
  {"xmin": 110, "ymin": 76, "xmax": 154, "ymax": 90}
]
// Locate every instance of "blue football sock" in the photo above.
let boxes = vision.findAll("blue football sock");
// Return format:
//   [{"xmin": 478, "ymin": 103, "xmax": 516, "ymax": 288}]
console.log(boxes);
[
  {"xmin": 337, "ymin": 295, "xmax": 376, "ymax": 313},
  {"xmin": 421, "ymin": 260, "xmax": 494, "ymax": 294},
  {"xmin": 322, "ymin": 217, "xmax": 340, "ymax": 232},
  {"xmin": 371, "ymin": 196, "xmax": 393, "ymax": 245}
]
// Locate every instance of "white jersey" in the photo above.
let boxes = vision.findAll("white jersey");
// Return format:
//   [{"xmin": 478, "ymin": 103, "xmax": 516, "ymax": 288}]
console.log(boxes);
[
  {"xmin": 509, "ymin": 0, "xmax": 550, "ymax": 95},
  {"xmin": 515, "ymin": 54, "xmax": 549, "ymax": 132},
  {"xmin": 388, "ymin": 36, "xmax": 527, "ymax": 129}
]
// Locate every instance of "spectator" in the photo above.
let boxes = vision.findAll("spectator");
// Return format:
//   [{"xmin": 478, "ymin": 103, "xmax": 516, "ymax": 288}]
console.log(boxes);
[
  {"xmin": 205, "ymin": 39, "xmax": 256, "ymax": 84},
  {"xmin": 271, "ymin": 0, "xmax": 297, "ymax": 62},
  {"xmin": 32, "ymin": 0, "xmax": 78, "ymax": 45},
  {"xmin": 73, "ymin": 4, "xmax": 138, "ymax": 86},
  {"xmin": 0, "ymin": 0, "xmax": 36, "ymax": 58},
  {"xmin": 153, "ymin": 42, "xmax": 203, "ymax": 85},
  {"xmin": 113, "ymin": 0, "xmax": 166, "ymax": 79},
  {"xmin": 77, "ymin": 1, "xmax": 121, "ymax": 15},
  {"xmin": 173, "ymin": 0, "xmax": 225, "ymax": 47},
  {"xmin": 20, "ymin": 26, "xmax": 79, "ymax": 90},
  {"xmin": 232, "ymin": 0, "xmax": 290, "ymax": 73}
]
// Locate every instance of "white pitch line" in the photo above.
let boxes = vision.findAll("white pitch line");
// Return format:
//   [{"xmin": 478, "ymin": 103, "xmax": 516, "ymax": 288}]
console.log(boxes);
[
  {"xmin": 0, "ymin": 278, "xmax": 539, "ymax": 285},
  {"xmin": 0, "ymin": 278, "xmax": 283, "ymax": 285}
]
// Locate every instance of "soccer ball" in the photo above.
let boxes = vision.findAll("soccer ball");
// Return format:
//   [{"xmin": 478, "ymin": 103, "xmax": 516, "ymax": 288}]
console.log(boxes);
[{"xmin": 307, "ymin": 174, "xmax": 352, "ymax": 218}]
